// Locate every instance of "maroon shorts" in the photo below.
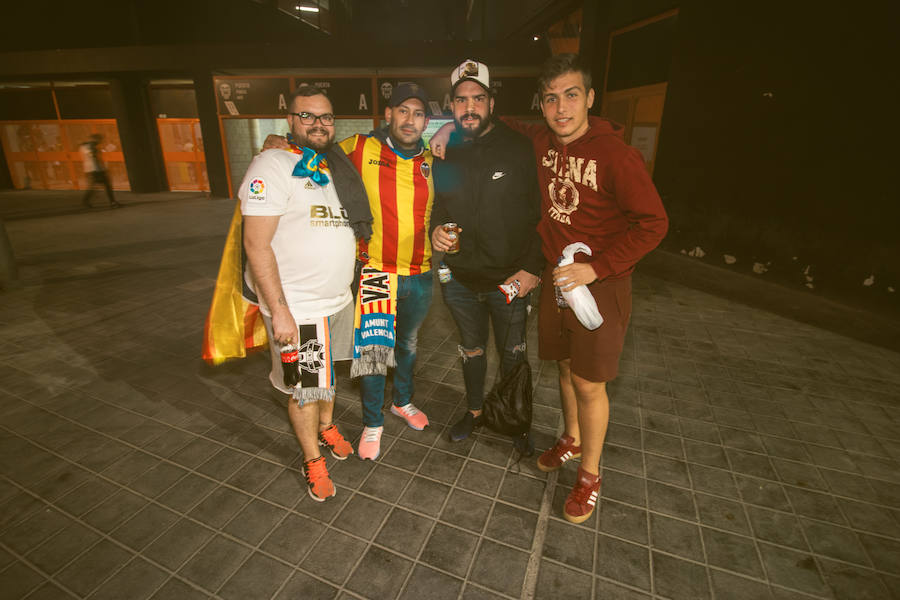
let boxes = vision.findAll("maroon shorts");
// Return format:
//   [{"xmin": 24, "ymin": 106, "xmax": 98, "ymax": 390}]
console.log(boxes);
[{"xmin": 538, "ymin": 268, "xmax": 632, "ymax": 383}]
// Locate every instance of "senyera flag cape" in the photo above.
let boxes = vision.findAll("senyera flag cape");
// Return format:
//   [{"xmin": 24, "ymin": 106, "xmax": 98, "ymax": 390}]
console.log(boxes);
[{"xmin": 201, "ymin": 201, "xmax": 267, "ymax": 364}]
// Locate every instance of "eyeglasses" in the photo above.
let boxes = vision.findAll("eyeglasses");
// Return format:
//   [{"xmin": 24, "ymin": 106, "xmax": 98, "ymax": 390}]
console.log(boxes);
[{"xmin": 289, "ymin": 111, "xmax": 335, "ymax": 125}]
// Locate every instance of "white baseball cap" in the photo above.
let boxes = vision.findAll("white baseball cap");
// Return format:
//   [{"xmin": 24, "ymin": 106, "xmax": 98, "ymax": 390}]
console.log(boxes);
[{"xmin": 451, "ymin": 59, "xmax": 490, "ymax": 92}]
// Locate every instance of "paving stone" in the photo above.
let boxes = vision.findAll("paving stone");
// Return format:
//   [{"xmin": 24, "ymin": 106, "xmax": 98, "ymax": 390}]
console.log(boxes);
[
  {"xmin": 783, "ymin": 486, "xmax": 846, "ymax": 525},
  {"xmin": 2, "ymin": 506, "xmax": 72, "ymax": 555},
  {"xmin": 149, "ymin": 577, "xmax": 214, "ymax": 600},
  {"xmin": 533, "ymin": 559, "xmax": 592, "ymax": 600},
  {"xmin": 179, "ymin": 534, "xmax": 251, "ymax": 593},
  {"xmin": 857, "ymin": 532, "xmax": 900, "ymax": 573},
  {"xmin": 418, "ymin": 449, "xmax": 465, "ymax": 484},
  {"xmin": 218, "ymin": 553, "xmax": 292, "ymax": 600},
  {"xmin": 156, "ymin": 473, "xmax": 217, "ymax": 513},
  {"xmin": 398, "ymin": 476, "xmax": 451, "ymax": 517},
  {"xmin": 0, "ymin": 560, "xmax": 46, "ymax": 599},
  {"xmin": 595, "ymin": 534, "xmax": 650, "ymax": 591},
  {"xmin": 260, "ymin": 512, "xmax": 325, "ymax": 564},
  {"xmin": 345, "ymin": 546, "xmax": 414, "ymax": 599},
  {"xmin": 646, "ymin": 481, "xmax": 696, "ymax": 521},
  {"xmin": 469, "ymin": 539, "xmax": 529, "ymax": 597},
  {"xmin": 485, "ymin": 502, "xmax": 538, "ymax": 550},
  {"xmin": 222, "ymin": 498, "xmax": 287, "ymax": 546},
  {"xmin": 649, "ymin": 512, "xmax": 704, "ymax": 561},
  {"xmin": 333, "ymin": 493, "xmax": 391, "ymax": 540},
  {"xmin": 400, "ymin": 564, "xmax": 463, "ymax": 600},
  {"xmin": 457, "ymin": 461, "xmax": 504, "ymax": 497},
  {"xmin": 758, "ymin": 542, "xmax": 830, "ymax": 597},
  {"xmin": 542, "ymin": 518, "xmax": 595, "ymax": 572},
  {"xmin": 88, "ymin": 557, "xmax": 169, "ymax": 600},
  {"xmin": 144, "ymin": 518, "xmax": 215, "ymax": 571},
  {"xmin": 652, "ymin": 552, "xmax": 711, "ymax": 599},
  {"xmin": 598, "ymin": 499, "xmax": 648, "ymax": 545},
  {"xmin": 111, "ymin": 503, "xmax": 180, "ymax": 551},
  {"xmin": 709, "ymin": 569, "xmax": 773, "ymax": 599},
  {"xmin": 420, "ymin": 523, "xmax": 478, "ymax": 577},
  {"xmin": 55, "ymin": 539, "xmax": 134, "ymax": 597},
  {"xmin": 593, "ymin": 577, "xmax": 652, "ymax": 599},
  {"xmin": 600, "ymin": 470, "xmax": 647, "ymax": 508},
  {"xmin": 818, "ymin": 558, "xmax": 891, "ymax": 600},
  {"xmin": 746, "ymin": 506, "xmax": 808, "ymax": 550},
  {"xmin": 701, "ymin": 527, "xmax": 764, "ymax": 578},
  {"xmin": 359, "ymin": 464, "xmax": 413, "ymax": 503},
  {"xmin": 441, "ymin": 488, "xmax": 492, "ymax": 533},
  {"xmin": 498, "ymin": 471, "xmax": 546, "ymax": 511},
  {"xmin": 300, "ymin": 528, "xmax": 367, "ymax": 584}
]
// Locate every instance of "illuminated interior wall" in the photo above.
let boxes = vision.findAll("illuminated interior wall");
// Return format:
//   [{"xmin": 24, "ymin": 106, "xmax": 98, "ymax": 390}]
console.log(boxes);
[{"xmin": 215, "ymin": 72, "xmax": 542, "ymax": 196}]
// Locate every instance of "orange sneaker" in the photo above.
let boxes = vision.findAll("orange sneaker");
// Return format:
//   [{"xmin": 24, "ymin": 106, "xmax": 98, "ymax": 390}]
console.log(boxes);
[
  {"xmin": 564, "ymin": 467, "xmax": 601, "ymax": 523},
  {"xmin": 302, "ymin": 456, "xmax": 335, "ymax": 502},
  {"xmin": 319, "ymin": 424, "xmax": 354, "ymax": 460},
  {"xmin": 537, "ymin": 434, "xmax": 581, "ymax": 472}
]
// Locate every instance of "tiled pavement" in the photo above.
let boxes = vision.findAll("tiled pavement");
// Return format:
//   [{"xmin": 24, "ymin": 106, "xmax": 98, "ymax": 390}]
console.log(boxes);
[{"xmin": 1, "ymin": 192, "xmax": 899, "ymax": 599}]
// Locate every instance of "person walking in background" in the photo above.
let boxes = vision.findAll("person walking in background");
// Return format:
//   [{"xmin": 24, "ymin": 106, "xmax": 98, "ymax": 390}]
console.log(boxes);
[{"xmin": 80, "ymin": 134, "xmax": 121, "ymax": 209}]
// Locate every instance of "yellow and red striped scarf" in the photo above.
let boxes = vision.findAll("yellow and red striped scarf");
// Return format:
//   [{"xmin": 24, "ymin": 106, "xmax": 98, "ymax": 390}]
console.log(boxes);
[{"xmin": 350, "ymin": 265, "xmax": 398, "ymax": 377}]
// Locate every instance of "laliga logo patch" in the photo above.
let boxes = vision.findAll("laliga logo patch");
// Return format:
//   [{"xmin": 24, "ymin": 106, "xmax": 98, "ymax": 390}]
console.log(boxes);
[
  {"xmin": 248, "ymin": 178, "xmax": 266, "ymax": 203},
  {"xmin": 420, "ymin": 162, "xmax": 430, "ymax": 178}
]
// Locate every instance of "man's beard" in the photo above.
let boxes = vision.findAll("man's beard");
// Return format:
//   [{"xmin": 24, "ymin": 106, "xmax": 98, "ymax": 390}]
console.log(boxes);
[
  {"xmin": 296, "ymin": 126, "xmax": 334, "ymax": 152},
  {"xmin": 455, "ymin": 112, "xmax": 491, "ymax": 139}
]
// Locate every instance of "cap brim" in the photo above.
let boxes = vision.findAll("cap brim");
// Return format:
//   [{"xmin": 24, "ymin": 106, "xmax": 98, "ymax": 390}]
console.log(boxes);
[
  {"xmin": 451, "ymin": 77, "xmax": 490, "ymax": 92},
  {"xmin": 390, "ymin": 94, "xmax": 429, "ymax": 108}
]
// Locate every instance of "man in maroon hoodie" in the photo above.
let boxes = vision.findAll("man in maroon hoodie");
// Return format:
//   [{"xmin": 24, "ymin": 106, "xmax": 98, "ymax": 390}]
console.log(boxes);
[
  {"xmin": 432, "ymin": 53, "xmax": 667, "ymax": 523},
  {"xmin": 513, "ymin": 54, "xmax": 668, "ymax": 523}
]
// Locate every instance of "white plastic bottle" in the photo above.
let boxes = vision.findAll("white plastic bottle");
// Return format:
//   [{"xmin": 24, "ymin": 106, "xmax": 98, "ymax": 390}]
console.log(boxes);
[{"xmin": 556, "ymin": 242, "xmax": 604, "ymax": 330}]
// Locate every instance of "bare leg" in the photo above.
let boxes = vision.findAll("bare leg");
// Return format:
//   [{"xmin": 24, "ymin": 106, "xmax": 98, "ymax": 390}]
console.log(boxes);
[
  {"xmin": 571, "ymin": 374, "xmax": 609, "ymax": 477},
  {"xmin": 317, "ymin": 399, "xmax": 335, "ymax": 432},
  {"xmin": 288, "ymin": 398, "xmax": 321, "ymax": 461},
  {"xmin": 557, "ymin": 359, "xmax": 580, "ymax": 445}
]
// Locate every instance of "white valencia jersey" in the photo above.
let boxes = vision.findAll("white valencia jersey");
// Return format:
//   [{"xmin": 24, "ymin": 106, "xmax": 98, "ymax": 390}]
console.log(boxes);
[{"xmin": 239, "ymin": 149, "xmax": 355, "ymax": 319}]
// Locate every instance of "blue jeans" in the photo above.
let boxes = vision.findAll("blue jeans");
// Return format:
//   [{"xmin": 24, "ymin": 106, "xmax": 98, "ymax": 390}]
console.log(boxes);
[
  {"xmin": 441, "ymin": 277, "xmax": 529, "ymax": 411},
  {"xmin": 360, "ymin": 271, "xmax": 434, "ymax": 427}
]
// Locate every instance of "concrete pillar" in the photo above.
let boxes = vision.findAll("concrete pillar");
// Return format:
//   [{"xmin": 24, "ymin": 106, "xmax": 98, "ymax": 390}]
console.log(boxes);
[
  {"xmin": 0, "ymin": 140, "xmax": 13, "ymax": 190},
  {"xmin": 0, "ymin": 219, "xmax": 19, "ymax": 288},
  {"xmin": 193, "ymin": 72, "xmax": 230, "ymax": 199},
  {"xmin": 109, "ymin": 75, "xmax": 168, "ymax": 193},
  {"xmin": 581, "ymin": 0, "xmax": 612, "ymax": 109}
]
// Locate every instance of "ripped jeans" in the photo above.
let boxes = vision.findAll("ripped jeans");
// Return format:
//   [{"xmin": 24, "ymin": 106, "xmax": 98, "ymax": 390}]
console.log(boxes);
[{"xmin": 441, "ymin": 277, "xmax": 529, "ymax": 411}]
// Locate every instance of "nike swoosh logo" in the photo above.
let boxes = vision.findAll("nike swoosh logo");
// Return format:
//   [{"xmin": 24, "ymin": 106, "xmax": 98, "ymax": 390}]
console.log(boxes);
[{"xmin": 492, "ymin": 171, "xmax": 505, "ymax": 180}]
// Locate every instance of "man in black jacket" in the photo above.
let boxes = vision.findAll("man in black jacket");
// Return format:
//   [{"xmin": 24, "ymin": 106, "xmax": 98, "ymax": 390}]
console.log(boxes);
[{"xmin": 431, "ymin": 59, "xmax": 543, "ymax": 442}]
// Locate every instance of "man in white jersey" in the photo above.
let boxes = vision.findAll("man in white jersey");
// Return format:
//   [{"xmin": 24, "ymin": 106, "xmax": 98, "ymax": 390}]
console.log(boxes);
[{"xmin": 240, "ymin": 85, "xmax": 356, "ymax": 502}]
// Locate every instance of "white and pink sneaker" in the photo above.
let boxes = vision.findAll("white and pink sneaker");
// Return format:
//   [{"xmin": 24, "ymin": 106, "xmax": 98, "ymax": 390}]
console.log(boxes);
[
  {"xmin": 358, "ymin": 426, "xmax": 383, "ymax": 460},
  {"xmin": 390, "ymin": 403, "xmax": 429, "ymax": 431}
]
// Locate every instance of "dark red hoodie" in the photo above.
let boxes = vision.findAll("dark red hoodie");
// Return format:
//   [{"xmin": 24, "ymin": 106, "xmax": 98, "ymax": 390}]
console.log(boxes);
[{"xmin": 504, "ymin": 116, "xmax": 668, "ymax": 281}]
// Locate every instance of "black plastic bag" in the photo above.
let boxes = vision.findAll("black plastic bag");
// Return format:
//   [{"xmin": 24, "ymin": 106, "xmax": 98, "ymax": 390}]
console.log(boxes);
[{"xmin": 483, "ymin": 361, "xmax": 533, "ymax": 437}]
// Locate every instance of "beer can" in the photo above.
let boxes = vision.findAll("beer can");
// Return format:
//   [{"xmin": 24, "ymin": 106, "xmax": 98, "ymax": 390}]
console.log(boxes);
[{"xmin": 442, "ymin": 222, "xmax": 460, "ymax": 254}]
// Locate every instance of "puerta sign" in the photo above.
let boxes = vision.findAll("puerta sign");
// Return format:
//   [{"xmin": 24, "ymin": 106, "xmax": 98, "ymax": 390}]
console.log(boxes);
[
  {"xmin": 216, "ymin": 77, "xmax": 372, "ymax": 116},
  {"xmin": 292, "ymin": 78, "xmax": 372, "ymax": 116},
  {"xmin": 376, "ymin": 76, "xmax": 541, "ymax": 118},
  {"xmin": 215, "ymin": 78, "xmax": 291, "ymax": 116}
]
